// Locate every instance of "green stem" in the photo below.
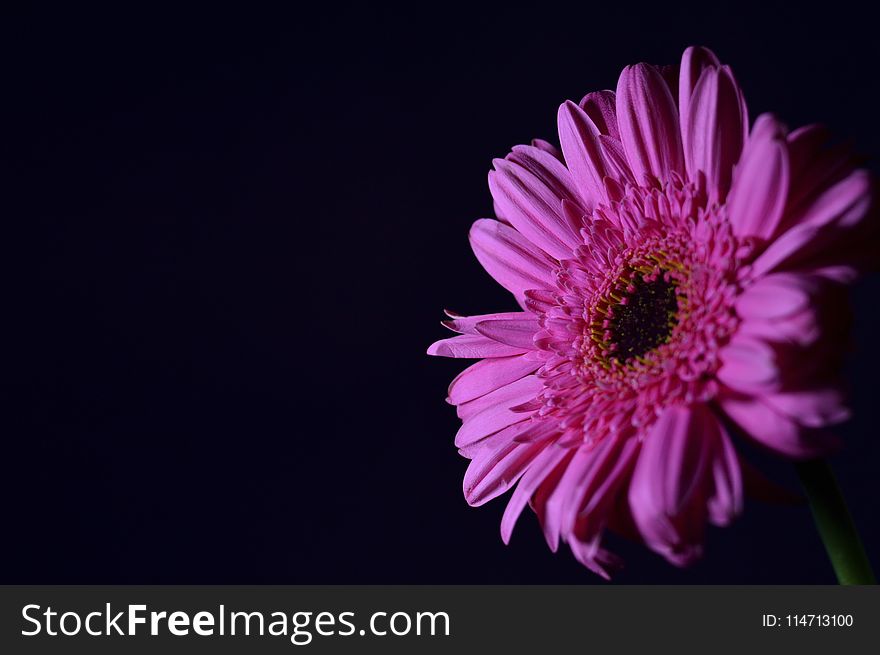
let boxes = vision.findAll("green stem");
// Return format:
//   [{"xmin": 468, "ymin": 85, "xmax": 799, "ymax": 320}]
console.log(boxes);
[{"xmin": 796, "ymin": 459, "xmax": 875, "ymax": 585}]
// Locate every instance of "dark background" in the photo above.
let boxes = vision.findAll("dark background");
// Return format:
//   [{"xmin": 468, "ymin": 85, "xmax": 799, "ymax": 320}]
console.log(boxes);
[{"xmin": 3, "ymin": 3, "xmax": 878, "ymax": 583}]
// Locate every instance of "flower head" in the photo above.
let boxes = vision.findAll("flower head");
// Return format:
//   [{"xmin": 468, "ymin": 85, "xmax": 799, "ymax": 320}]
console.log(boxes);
[{"xmin": 428, "ymin": 46, "xmax": 877, "ymax": 577}]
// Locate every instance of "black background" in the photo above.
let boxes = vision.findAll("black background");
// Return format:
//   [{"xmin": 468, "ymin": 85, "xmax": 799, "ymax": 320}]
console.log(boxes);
[{"xmin": 3, "ymin": 3, "xmax": 878, "ymax": 583}]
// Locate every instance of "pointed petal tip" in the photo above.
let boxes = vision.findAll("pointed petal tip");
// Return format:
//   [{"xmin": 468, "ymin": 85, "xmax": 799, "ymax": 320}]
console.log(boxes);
[
  {"xmin": 616, "ymin": 61, "xmax": 684, "ymax": 181},
  {"xmin": 426, "ymin": 341, "xmax": 446, "ymax": 357},
  {"xmin": 682, "ymin": 45, "xmax": 721, "ymax": 63},
  {"xmin": 500, "ymin": 522, "xmax": 513, "ymax": 545}
]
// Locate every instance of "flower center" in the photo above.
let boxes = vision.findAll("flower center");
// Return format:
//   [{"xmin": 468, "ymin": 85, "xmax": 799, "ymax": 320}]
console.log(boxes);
[
  {"xmin": 608, "ymin": 274, "xmax": 679, "ymax": 362},
  {"xmin": 588, "ymin": 256, "xmax": 686, "ymax": 367}
]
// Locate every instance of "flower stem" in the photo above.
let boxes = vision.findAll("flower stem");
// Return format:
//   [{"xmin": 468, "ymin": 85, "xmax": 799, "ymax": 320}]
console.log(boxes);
[{"xmin": 796, "ymin": 459, "xmax": 875, "ymax": 585}]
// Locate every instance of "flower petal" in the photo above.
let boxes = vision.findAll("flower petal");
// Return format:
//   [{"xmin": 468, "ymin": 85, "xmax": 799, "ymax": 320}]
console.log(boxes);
[
  {"xmin": 616, "ymin": 63, "xmax": 684, "ymax": 183},
  {"xmin": 529, "ymin": 448, "xmax": 578, "ymax": 551},
  {"xmin": 795, "ymin": 170, "xmax": 873, "ymax": 230},
  {"xmin": 682, "ymin": 66, "xmax": 745, "ymax": 201},
  {"xmin": 569, "ymin": 437, "xmax": 641, "ymax": 550},
  {"xmin": 629, "ymin": 404, "xmax": 736, "ymax": 566},
  {"xmin": 474, "ymin": 317, "xmax": 540, "ymax": 349},
  {"xmin": 727, "ymin": 114, "xmax": 790, "ymax": 240},
  {"xmin": 717, "ymin": 336, "xmax": 780, "ymax": 394},
  {"xmin": 735, "ymin": 273, "xmax": 813, "ymax": 320},
  {"xmin": 746, "ymin": 223, "xmax": 820, "ymax": 279},
  {"xmin": 546, "ymin": 436, "xmax": 638, "ymax": 543},
  {"xmin": 427, "ymin": 333, "xmax": 528, "ymax": 359},
  {"xmin": 737, "ymin": 307, "xmax": 823, "ymax": 348},
  {"xmin": 454, "ymin": 376, "xmax": 542, "ymax": 447},
  {"xmin": 782, "ymin": 125, "xmax": 857, "ymax": 230},
  {"xmin": 469, "ymin": 219, "xmax": 557, "ymax": 302},
  {"xmin": 500, "ymin": 443, "xmax": 570, "ymax": 543},
  {"xmin": 719, "ymin": 396, "xmax": 841, "ymax": 459},
  {"xmin": 598, "ymin": 136, "xmax": 634, "ymax": 183},
  {"xmin": 530, "ymin": 138, "xmax": 562, "ymax": 161},
  {"xmin": 464, "ymin": 431, "xmax": 547, "ymax": 506},
  {"xmin": 763, "ymin": 387, "xmax": 851, "ymax": 428},
  {"xmin": 442, "ymin": 311, "xmax": 535, "ymax": 335},
  {"xmin": 706, "ymin": 427, "xmax": 743, "ymax": 527},
  {"xmin": 447, "ymin": 355, "xmax": 541, "ymax": 405},
  {"xmin": 558, "ymin": 100, "xmax": 614, "ymax": 206},
  {"xmin": 750, "ymin": 171, "xmax": 875, "ymax": 279},
  {"xmin": 489, "ymin": 151, "xmax": 583, "ymax": 260},
  {"xmin": 456, "ymin": 374, "xmax": 542, "ymax": 421},
  {"xmin": 579, "ymin": 90, "xmax": 619, "ymax": 139},
  {"xmin": 568, "ymin": 537, "xmax": 624, "ymax": 580},
  {"xmin": 678, "ymin": 46, "xmax": 720, "ymax": 127}
]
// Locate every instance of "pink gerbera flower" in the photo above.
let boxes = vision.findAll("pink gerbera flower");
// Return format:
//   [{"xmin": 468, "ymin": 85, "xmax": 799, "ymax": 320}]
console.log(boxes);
[{"xmin": 428, "ymin": 46, "xmax": 877, "ymax": 577}]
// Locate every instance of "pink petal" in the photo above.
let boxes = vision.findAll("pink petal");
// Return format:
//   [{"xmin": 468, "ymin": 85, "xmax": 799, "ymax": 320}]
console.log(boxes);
[
  {"xmin": 543, "ymin": 445, "xmax": 612, "ymax": 544},
  {"xmin": 474, "ymin": 317, "xmax": 540, "ymax": 349},
  {"xmin": 755, "ymin": 179, "xmax": 873, "ymax": 286},
  {"xmin": 542, "ymin": 436, "xmax": 639, "ymax": 549},
  {"xmin": 469, "ymin": 219, "xmax": 557, "ymax": 302},
  {"xmin": 530, "ymin": 448, "xmax": 577, "ymax": 551},
  {"xmin": 489, "ymin": 151, "xmax": 583, "ymax": 260},
  {"xmin": 454, "ymin": 376, "xmax": 542, "ymax": 447},
  {"xmin": 682, "ymin": 66, "xmax": 745, "ymax": 201},
  {"xmin": 616, "ymin": 63, "xmax": 684, "ymax": 183},
  {"xmin": 558, "ymin": 100, "xmax": 613, "ymax": 206},
  {"xmin": 530, "ymin": 138, "xmax": 563, "ymax": 161},
  {"xmin": 717, "ymin": 336, "xmax": 780, "ymax": 394},
  {"xmin": 427, "ymin": 333, "xmax": 528, "ymax": 359},
  {"xmin": 500, "ymin": 443, "xmax": 570, "ymax": 544},
  {"xmin": 457, "ymin": 423, "xmax": 525, "ymax": 460},
  {"xmin": 706, "ymin": 428, "xmax": 743, "ymax": 527},
  {"xmin": 727, "ymin": 114, "xmax": 790, "ymax": 241},
  {"xmin": 763, "ymin": 387, "xmax": 851, "ymax": 428},
  {"xmin": 735, "ymin": 273, "xmax": 813, "ymax": 320},
  {"xmin": 442, "ymin": 311, "xmax": 535, "ymax": 335},
  {"xmin": 796, "ymin": 170, "xmax": 872, "ymax": 230},
  {"xmin": 522, "ymin": 288, "xmax": 558, "ymax": 314},
  {"xmin": 464, "ymin": 434, "xmax": 546, "ymax": 506},
  {"xmin": 628, "ymin": 404, "xmax": 730, "ymax": 566},
  {"xmin": 782, "ymin": 125, "xmax": 856, "ymax": 229},
  {"xmin": 747, "ymin": 222, "xmax": 820, "ymax": 279},
  {"xmin": 568, "ymin": 537, "xmax": 624, "ymax": 580},
  {"xmin": 579, "ymin": 90, "xmax": 619, "ymax": 139},
  {"xmin": 758, "ymin": 171, "xmax": 874, "ymax": 274},
  {"xmin": 719, "ymin": 396, "xmax": 841, "ymax": 459},
  {"xmin": 598, "ymin": 136, "xmax": 635, "ymax": 184},
  {"xmin": 737, "ymin": 307, "xmax": 823, "ymax": 348},
  {"xmin": 809, "ymin": 265, "xmax": 861, "ymax": 284},
  {"xmin": 678, "ymin": 46, "xmax": 721, "ymax": 127},
  {"xmin": 573, "ymin": 437, "xmax": 640, "ymax": 530},
  {"xmin": 447, "ymin": 355, "xmax": 541, "ymax": 405},
  {"xmin": 455, "ymin": 413, "xmax": 532, "ymax": 452},
  {"xmin": 456, "ymin": 374, "xmax": 542, "ymax": 421},
  {"xmin": 635, "ymin": 406, "xmax": 710, "ymax": 516}
]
